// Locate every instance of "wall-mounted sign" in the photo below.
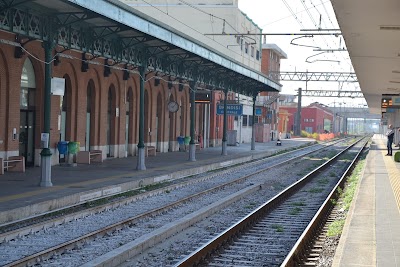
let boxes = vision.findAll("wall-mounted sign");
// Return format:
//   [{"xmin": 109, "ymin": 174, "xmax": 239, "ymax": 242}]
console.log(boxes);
[
  {"xmin": 255, "ymin": 108, "xmax": 262, "ymax": 116},
  {"xmin": 216, "ymin": 104, "xmax": 243, "ymax": 116},
  {"xmin": 382, "ymin": 98, "xmax": 390, "ymax": 107},
  {"xmin": 51, "ymin": 77, "xmax": 65, "ymax": 96}
]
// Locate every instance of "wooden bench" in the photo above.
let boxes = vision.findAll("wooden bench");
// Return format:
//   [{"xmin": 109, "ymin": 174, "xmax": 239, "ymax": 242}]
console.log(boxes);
[
  {"xmin": 76, "ymin": 150, "xmax": 103, "ymax": 164},
  {"xmin": 0, "ymin": 156, "xmax": 25, "ymax": 175},
  {"xmin": 146, "ymin": 146, "xmax": 156, "ymax": 157}
]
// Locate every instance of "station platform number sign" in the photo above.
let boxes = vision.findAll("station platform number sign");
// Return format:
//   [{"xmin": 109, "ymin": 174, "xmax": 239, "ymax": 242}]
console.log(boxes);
[{"xmin": 216, "ymin": 104, "xmax": 243, "ymax": 116}]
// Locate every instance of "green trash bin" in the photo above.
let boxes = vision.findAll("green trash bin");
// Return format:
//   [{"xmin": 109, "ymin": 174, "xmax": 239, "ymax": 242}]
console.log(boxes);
[
  {"xmin": 68, "ymin": 141, "xmax": 80, "ymax": 154},
  {"xmin": 184, "ymin": 136, "xmax": 191, "ymax": 145}
]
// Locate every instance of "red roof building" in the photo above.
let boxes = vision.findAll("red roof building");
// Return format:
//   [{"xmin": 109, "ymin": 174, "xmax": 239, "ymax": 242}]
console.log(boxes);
[{"xmin": 279, "ymin": 102, "xmax": 334, "ymax": 134}]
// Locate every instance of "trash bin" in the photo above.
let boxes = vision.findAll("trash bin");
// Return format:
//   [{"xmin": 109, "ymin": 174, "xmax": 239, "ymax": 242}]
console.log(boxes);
[
  {"xmin": 57, "ymin": 141, "xmax": 68, "ymax": 155},
  {"xmin": 68, "ymin": 141, "xmax": 80, "ymax": 155},
  {"xmin": 177, "ymin": 136, "xmax": 184, "ymax": 151},
  {"xmin": 184, "ymin": 136, "xmax": 191, "ymax": 145},
  {"xmin": 177, "ymin": 136, "xmax": 184, "ymax": 145}
]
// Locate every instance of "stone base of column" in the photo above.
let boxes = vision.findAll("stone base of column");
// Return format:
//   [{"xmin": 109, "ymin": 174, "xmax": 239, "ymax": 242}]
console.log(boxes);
[
  {"xmin": 189, "ymin": 144, "xmax": 196, "ymax": 161},
  {"xmin": 136, "ymin": 147, "xmax": 146, "ymax": 170},
  {"xmin": 222, "ymin": 141, "xmax": 227, "ymax": 156},
  {"xmin": 40, "ymin": 154, "xmax": 53, "ymax": 187}
]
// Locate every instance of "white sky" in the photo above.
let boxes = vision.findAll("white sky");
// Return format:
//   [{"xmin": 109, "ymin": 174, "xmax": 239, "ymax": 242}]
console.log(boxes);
[{"xmin": 238, "ymin": 0, "xmax": 367, "ymax": 108}]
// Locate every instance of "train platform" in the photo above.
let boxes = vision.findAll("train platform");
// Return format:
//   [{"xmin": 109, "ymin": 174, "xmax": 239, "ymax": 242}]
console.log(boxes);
[
  {"xmin": 0, "ymin": 137, "xmax": 315, "ymax": 225},
  {"xmin": 333, "ymin": 134, "xmax": 400, "ymax": 267}
]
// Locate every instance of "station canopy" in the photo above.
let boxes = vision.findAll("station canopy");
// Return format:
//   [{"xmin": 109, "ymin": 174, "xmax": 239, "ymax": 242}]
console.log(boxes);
[{"xmin": 0, "ymin": 0, "xmax": 281, "ymax": 95}]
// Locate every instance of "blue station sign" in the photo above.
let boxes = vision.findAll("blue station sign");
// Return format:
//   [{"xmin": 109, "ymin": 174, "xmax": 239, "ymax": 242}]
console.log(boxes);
[{"xmin": 216, "ymin": 104, "xmax": 243, "ymax": 116}]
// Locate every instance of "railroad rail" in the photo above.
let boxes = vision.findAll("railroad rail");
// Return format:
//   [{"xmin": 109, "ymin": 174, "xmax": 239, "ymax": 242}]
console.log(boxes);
[
  {"xmin": 174, "ymin": 137, "xmax": 368, "ymax": 266},
  {"xmin": 0, "ymin": 138, "xmax": 357, "ymax": 267}
]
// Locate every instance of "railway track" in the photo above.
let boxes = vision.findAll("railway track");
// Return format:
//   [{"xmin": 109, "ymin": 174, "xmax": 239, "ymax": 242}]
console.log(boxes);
[
  {"xmin": 174, "ymin": 137, "xmax": 368, "ymax": 267},
  {"xmin": 0, "ymin": 138, "xmax": 358, "ymax": 267}
]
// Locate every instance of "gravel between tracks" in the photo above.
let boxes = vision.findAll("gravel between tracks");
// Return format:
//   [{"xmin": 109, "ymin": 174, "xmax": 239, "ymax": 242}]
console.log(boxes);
[{"xmin": 1, "ymin": 143, "xmax": 346, "ymax": 266}]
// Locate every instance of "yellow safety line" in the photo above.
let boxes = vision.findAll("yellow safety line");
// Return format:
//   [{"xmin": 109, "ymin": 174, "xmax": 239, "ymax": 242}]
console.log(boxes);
[{"xmin": 382, "ymin": 145, "xmax": 400, "ymax": 214}]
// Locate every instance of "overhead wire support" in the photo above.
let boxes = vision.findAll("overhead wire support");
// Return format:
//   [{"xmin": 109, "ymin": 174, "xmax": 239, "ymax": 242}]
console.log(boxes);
[
  {"xmin": 204, "ymin": 33, "xmax": 342, "ymax": 36},
  {"xmin": 269, "ymin": 71, "xmax": 358, "ymax": 82},
  {"xmin": 300, "ymin": 90, "xmax": 364, "ymax": 98},
  {"xmin": 300, "ymin": 28, "xmax": 341, "ymax": 31}
]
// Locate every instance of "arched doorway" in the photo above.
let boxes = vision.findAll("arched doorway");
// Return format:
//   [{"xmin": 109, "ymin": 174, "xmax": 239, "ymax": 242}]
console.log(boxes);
[
  {"xmin": 60, "ymin": 75, "xmax": 71, "ymax": 141},
  {"xmin": 144, "ymin": 90, "xmax": 150, "ymax": 143},
  {"xmin": 156, "ymin": 93, "xmax": 163, "ymax": 152},
  {"xmin": 179, "ymin": 96, "xmax": 185, "ymax": 136},
  {"xmin": 59, "ymin": 75, "xmax": 71, "ymax": 162},
  {"xmin": 85, "ymin": 80, "xmax": 95, "ymax": 151},
  {"xmin": 107, "ymin": 85, "xmax": 116, "ymax": 157},
  {"xmin": 19, "ymin": 58, "xmax": 36, "ymax": 166},
  {"xmin": 125, "ymin": 87, "xmax": 133, "ymax": 156}
]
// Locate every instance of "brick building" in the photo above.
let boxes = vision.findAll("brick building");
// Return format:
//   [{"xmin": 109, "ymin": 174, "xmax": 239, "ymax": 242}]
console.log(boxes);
[
  {"xmin": 280, "ymin": 102, "xmax": 334, "ymax": 134},
  {"xmin": 0, "ymin": 0, "xmax": 280, "ymax": 176},
  {"xmin": 255, "ymin": 43, "xmax": 287, "ymax": 141}
]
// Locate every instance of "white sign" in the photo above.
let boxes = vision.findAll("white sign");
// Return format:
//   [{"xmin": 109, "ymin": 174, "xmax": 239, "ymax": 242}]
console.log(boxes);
[
  {"xmin": 116, "ymin": 107, "xmax": 119, "ymax": 117},
  {"xmin": 41, "ymin": 133, "xmax": 49, "ymax": 148},
  {"xmin": 41, "ymin": 133, "xmax": 49, "ymax": 142},
  {"xmin": 51, "ymin": 77, "xmax": 65, "ymax": 96}
]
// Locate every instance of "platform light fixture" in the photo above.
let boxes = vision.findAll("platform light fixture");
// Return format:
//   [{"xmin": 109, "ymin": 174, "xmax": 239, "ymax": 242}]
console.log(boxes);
[
  {"xmin": 123, "ymin": 69, "xmax": 129, "ymax": 80},
  {"xmin": 81, "ymin": 53, "xmax": 89, "ymax": 72},
  {"xmin": 168, "ymin": 77, "xmax": 173, "ymax": 89},
  {"xmin": 104, "ymin": 59, "xmax": 111, "ymax": 77},
  {"xmin": 154, "ymin": 77, "xmax": 160, "ymax": 86},
  {"xmin": 53, "ymin": 55, "xmax": 60, "ymax": 66},
  {"xmin": 178, "ymin": 79, "xmax": 184, "ymax": 91}
]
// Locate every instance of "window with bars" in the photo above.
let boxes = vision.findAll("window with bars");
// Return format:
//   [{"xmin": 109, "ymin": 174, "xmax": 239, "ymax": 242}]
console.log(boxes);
[{"xmin": 243, "ymin": 115, "xmax": 248, "ymax": 126}]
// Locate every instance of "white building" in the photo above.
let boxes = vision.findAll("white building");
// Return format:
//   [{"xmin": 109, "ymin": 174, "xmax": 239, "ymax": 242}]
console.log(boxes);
[
  {"xmin": 121, "ymin": 0, "xmax": 280, "ymax": 144},
  {"xmin": 121, "ymin": 0, "xmax": 262, "ymax": 71}
]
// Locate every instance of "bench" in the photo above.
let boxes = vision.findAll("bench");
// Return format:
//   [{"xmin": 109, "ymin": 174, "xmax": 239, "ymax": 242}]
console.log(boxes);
[
  {"xmin": 76, "ymin": 150, "xmax": 103, "ymax": 164},
  {"xmin": 0, "ymin": 156, "xmax": 25, "ymax": 175},
  {"xmin": 195, "ymin": 143, "xmax": 201, "ymax": 150},
  {"xmin": 146, "ymin": 146, "xmax": 156, "ymax": 157}
]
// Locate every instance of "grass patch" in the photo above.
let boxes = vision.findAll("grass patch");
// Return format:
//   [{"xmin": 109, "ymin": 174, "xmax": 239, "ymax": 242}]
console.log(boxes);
[
  {"xmin": 327, "ymin": 154, "xmax": 366, "ymax": 237},
  {"xmin": 245, "ymin": 202, "xmax": 257, "ymax": 209},
  {"xmin": 289, "ymin": 207, "xmax": 302, "ymax": 215},
  {"xmin": 308, "ymin": 187, "xmax": 324, "ymax": 193},
  {"xmin": 327, "ymin": 219, "xmax": 345, "ymax": 237},
  {"xmin": 272, "ymin": 224, "xmax": 284, "ymax": 232},
  {"xmin": 340, "ymin": 159, "xmax": 364, "ymax": 211},
  {"xmin": 290, "ymin": 201, "xmax": 306, "ymax": 207},
  {"xmin": 318, "ymin": 178, "xmax": 329, "ymax": 185}
]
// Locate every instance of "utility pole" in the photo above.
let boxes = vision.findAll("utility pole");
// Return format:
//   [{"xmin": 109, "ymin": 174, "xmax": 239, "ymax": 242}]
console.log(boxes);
[{"xmin": 295, "ymin": 88, "xmax": 302, "ymax": 136}]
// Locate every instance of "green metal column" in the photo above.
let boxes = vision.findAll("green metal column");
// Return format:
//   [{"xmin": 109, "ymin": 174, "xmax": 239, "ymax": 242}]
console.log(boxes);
[
  {"xmin": 39, "ymin": 41, "xmax": 54, "ymax": 187},
  {"xmin": 189, "ymin": 81, "xmax": 196, "ymax": 161},
  {"xmin": 136, "ymin": 66, "xmax": 146, "ymax": 170},
  {"xmin": 251, "ymin": 94, "xmax": 257, "ymax": 150},
  {"xmin": 221, "ymin": 88, "xmax": 228, "ymax": 156}
]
